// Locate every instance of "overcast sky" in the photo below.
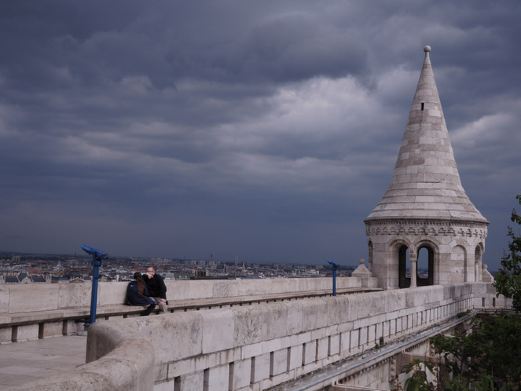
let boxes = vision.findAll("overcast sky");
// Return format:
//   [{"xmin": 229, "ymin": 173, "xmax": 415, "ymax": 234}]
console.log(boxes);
[{"xmin": 0, "ymin": 1, "xmax": 519, "ymax": 268}]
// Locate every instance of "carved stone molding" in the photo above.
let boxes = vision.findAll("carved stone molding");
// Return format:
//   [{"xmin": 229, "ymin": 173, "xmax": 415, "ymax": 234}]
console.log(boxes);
[{"xmin": 365, "ymin": 219, "xmax": 487, "ymax": 239}]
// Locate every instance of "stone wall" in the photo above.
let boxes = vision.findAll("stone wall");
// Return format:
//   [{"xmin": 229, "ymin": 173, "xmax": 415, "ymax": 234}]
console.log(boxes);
[
  {"xmin": 84, "ymin": 283, "xmax": 502, "ymax": 391},
  {"xmin": 0, "ymin": 277, "xmax": 379, "ymax": 344},
  {"xmin": 0, "ymin": 277, "xmax": 376, "ymax": 314},
  {"xmin": 9, "ymin": 282, "xmax": 510, "ymax": 391},
  {"xmin": 366, "ymin": 219, "xmax": 488, "ymax": 289}
]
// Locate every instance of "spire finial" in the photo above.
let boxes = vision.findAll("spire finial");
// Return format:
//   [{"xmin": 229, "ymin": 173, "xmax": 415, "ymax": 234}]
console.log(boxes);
[{"xmin": 423, "ymin": 45, "xmax": 431, "ymax": 53}]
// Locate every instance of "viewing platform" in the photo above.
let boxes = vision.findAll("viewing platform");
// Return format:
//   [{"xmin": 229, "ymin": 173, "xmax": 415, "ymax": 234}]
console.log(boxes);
[
  {"xmin": 0, "ymin": 335, "xmax": 86, "ymax": 388},
  {"xmin": 0, "ymin": 277, "xmax": 378, "ymax": 345},
  {"xmin": 0, "ymin": 277, "xmax": 509, "ymax": 390},
  {"xmin": 0, "ymin": 276, "xmax": 379, "ymax": 389}
]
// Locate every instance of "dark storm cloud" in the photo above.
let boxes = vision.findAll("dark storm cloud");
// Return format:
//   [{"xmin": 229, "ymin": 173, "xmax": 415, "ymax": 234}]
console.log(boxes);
[{"xmin": 0, "ymin": 0, "xmax": 519, "ymax": 267}]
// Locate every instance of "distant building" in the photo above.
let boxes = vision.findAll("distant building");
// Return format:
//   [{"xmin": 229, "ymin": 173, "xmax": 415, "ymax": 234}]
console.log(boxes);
[
  {"xmin": 5, "ymin": 275, "xmax": 19, "ymax": 284},
  {"xmin": 18, "ymin": 272, "xmax": 29, "ymax": 283},
  {"xmin": 51, "ymin": 276, "xmax": 69, "ymax": 283},
  {"xmin": 30, "ymin": 275, "xmax": 46, "ymax": 283}
]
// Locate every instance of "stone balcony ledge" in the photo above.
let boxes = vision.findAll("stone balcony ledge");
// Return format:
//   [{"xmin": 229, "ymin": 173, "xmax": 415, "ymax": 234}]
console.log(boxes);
[
  {"xmin": 7, "ymin": 282, "xmax": 509, "ymax": 391},
  {"xmin": 0, "ymin": 277, "xmax": 380, "ymax": 343}
]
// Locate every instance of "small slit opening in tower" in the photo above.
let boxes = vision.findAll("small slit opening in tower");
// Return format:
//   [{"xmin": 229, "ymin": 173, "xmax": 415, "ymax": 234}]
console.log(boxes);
[{"xmin": 421, "ymin": 102, "xmax": 424, "ymax": 111}]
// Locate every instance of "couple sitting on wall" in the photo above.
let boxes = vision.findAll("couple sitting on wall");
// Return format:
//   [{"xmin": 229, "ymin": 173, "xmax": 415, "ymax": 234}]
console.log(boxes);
[{"xmin": 125, "ymin": 265, "xmax": 168, "ymax": 316}]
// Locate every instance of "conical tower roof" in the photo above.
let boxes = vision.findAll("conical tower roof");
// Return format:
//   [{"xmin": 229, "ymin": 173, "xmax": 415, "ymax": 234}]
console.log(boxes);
[{"xmin": 366, "ymin": 46, "xmax": 487, "ymax": 223}]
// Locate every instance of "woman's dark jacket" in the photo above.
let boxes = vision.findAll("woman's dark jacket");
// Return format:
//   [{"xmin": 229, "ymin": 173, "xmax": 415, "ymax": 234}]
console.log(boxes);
[{"xmin": 126, "ymin": 281, "xmax": 153, "ymax": 305}]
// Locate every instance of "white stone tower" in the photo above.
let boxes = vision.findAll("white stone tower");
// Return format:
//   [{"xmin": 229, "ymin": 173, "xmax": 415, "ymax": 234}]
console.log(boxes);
[{"xmin": 365, "ymin": 46, "xmax": 488, "ymax": 289}]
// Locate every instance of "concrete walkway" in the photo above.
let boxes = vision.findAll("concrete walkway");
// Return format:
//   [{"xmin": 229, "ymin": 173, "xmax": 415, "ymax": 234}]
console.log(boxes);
[{"xmin": 0, "ymin": 336, "xmax": 86, "ymax": 388}]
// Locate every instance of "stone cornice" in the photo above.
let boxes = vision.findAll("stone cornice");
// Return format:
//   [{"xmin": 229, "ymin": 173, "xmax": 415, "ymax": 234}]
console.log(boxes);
[
  {"xmin": 364, "ymin": 218, "xmax": 487, "ymax": 239},
  {"xmin": 364, "ymin": 217, "xmax": 488, "ymax": 227}
]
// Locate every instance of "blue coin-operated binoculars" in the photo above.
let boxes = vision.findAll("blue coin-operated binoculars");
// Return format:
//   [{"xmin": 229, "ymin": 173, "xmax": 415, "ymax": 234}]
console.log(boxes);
[
  {"xmin": 81, "ymin": 244, "xmax": 108, "ymax": 327},
  {"xmin": 327, "ymin": 261, "xmax": 338, "ymax": 296}
]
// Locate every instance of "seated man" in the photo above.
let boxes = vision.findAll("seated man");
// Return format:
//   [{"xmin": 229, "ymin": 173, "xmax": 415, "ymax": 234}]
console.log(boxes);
[
  {"xmin": 144, "ymin": 265, "xmax": 168, "ymax": 312},
  {"xmin": 126, "ymin": 272, "xmax": 156, "ymax": 316}
]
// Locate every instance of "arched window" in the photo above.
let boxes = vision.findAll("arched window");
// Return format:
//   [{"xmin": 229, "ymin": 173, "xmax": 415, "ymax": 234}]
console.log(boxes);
[
  {"xmin": 475, "ymin": 245, "xmax": 482, "ymax": 262},
  {"xmin": 475, "ymin": 245, "xmax": 482, "ymax": 282},
  {"xmin": 416, "ymin": 245, "xmax": 434, "ymax": 286},
  {"xmin": 368, "ymin": 241, "xmax": 373, "ymax": 272},
  {"xmin": 417, "ymin": 247, "xmax": 429, "ymax": 278},
  {"xmin": 398, "ymin": 245, "xmax": 410, "ymax": 288}
]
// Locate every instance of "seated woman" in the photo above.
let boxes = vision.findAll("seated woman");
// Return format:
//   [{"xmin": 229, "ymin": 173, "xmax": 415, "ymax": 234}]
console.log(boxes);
[{"xmin": 125, "ymin": 272, "xmax": 156, "ymax": 316}]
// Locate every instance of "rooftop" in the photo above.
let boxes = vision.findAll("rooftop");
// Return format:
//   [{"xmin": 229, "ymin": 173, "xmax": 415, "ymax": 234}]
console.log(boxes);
[{"xmin": 366, "ymin": 46, "xmax": 487, "ymax": 223}]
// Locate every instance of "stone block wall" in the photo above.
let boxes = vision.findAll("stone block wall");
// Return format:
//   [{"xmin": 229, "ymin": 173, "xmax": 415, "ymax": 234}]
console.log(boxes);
[
  {"xmin": 10, "ymin": 282, "xmax": 509, "ymax": 391},
  {"xmin": 85, "ymin": 283, "xmax": 492, "ymax": 391},
  {"xmin": 0, "ymin": 277, "xmax": 378, "ymax": 345},
  {"xmin": 0, "ymin": 277, "xmax": 376, "ymax": 315},
  {"xmin": 366, "ymin": 219, "xmax": 488, "ymax": 289}
]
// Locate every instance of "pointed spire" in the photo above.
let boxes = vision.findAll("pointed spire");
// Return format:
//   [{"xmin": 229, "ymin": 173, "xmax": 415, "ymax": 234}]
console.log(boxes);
[{"xmin": 367, "ymin": 46, "xmax": 486, "ymax": 223}]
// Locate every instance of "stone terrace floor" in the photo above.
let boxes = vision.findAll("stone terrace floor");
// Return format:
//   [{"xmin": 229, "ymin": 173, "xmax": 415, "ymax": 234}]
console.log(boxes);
[{"xmin": 0, "ymin": 335, "xmax": 86, "ymax": 388}]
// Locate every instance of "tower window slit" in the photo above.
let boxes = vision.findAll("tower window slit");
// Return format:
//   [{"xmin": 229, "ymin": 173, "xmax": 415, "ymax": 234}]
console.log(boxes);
[{"xmin": 421, "ymin": 102, "xmax": 424, "ymax": 111}]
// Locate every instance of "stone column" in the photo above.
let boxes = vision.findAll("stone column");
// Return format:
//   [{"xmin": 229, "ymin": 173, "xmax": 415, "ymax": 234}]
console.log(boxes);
[
  {"xmin": 476, "ymin": 262, "xmax": 482, "ymax": 282},
  {"xmin": 410, "ymin": 250, "xmax": 417, "ymax": 288}
]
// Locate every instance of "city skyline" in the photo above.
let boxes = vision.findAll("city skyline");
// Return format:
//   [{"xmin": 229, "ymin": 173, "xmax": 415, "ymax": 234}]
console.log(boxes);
[{"xmin": 1, "ymin": 1, "xmax": 520, "ymax": 268}]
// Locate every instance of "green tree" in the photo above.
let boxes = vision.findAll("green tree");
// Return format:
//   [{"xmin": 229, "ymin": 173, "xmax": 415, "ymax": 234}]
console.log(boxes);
[
  {"xmin": 402, "ymin": 359, "xmax": 436, "ymax": 391},
  {"xmin": 494, "ymin": 194, "xmax": 521, "ymax": 311},
  {"xmin": 431, "ymin": 314, "xmax": 521, "ymax": 390}
]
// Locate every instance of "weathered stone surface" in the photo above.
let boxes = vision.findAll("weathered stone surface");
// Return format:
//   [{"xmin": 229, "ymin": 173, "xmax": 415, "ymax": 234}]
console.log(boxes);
[
  {"xmin": 207, "ymin": 364, "xmax": 228, "ymax": 391},
  {"xmin": 57, "ymin": 283, "xmax": 92, "ymax": 309},
  {"xmin": 231, "ymin": 358, "xmax": 251, "ymax": 390},
  {"xmin": 63, "ymin": 319, "xmax": 83, "ymax": 336},
  {"xmin": 15, "ymin": 324, "xmax": 39, "ymax": 342},
  {"xmin": 329, "ymin": 334, "xmax": 340, "ymax": 356},
  {"xmin": 288, "ymin": 345, "xmax": 302, "ymax": 371},
  {"xmin": 0, "ymin": 286, "xmax": 9, "ymax": 313},
  {"xmin": 303, "ymin": 339, "xmax": 316, "ymax": 365},
  {"xmin": 8, "ymin": 284, "xmax": 60, "ymax": 313},
  {"xmin": 41, "ymin": 321, "xmax": 63, "ymax": 338},
  {"xmin": 10, "ymin": 338, "xmax": 155, "ymax": 391},
  {"xmin": 202, "ymin": 309, "xmax": 234, "ymax": 354},
  {"xmin": 0, "ymin": 277, "xmax": 376, "ymax": 319},
  {"xmin": 8, "ymin": 281, "xmax": 511, "ymax": 391},
  {"xmin": 317, "ymin": 337, "xmax": 329, "ymax": 360},
  {"xmin": 180, "ymin": 372, "xmax": 204, "ymax": 390},
  {"xmin": 0, "ymin": 327, "xmax": 12, "ymax": 344},
  {"xmin": 153, "ymin": 380, "xmax": 174, "ymax": 391},
  {"xmin": 253, "ymin": 353, "xmax": 270, "ymax": 383},
  {"xmin": 271, "ymin": 349, "xmax": 288, "ymax": 376},
  {"xmin": 351, "ymin": 260, "xmax": 373, "ymax": 278}
]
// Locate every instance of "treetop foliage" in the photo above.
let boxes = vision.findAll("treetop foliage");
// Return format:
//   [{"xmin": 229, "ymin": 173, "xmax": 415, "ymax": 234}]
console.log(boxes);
[
  {"xmin": 494, "ymin": 194, "xmax": 521, "ymax": 311},
  {"xmin": 431, "ymin": 314, "xmax": 521, "ymax": 390}
]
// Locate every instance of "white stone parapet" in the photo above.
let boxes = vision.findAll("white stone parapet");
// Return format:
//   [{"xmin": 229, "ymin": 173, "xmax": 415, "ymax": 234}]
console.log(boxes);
[
  {"xmin": 9, "ymin": 282, "xmax": 510, "ymax": 391},
  {"xmin": 0, "ymin": 277, "xmax": 377, "ymax": 314},
  {"xmin": 0, "ymin": 277, "xmax": 379, "ymax": 344}
]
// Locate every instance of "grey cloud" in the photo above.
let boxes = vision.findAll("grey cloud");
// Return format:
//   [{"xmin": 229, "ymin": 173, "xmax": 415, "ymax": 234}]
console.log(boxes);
[{"xmin": 0, "ymin": 0, "xmax": 519, "ymax": 266}]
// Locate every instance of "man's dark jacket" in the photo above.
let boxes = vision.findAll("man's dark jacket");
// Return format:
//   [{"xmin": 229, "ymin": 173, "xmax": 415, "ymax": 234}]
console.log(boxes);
[{"xmin": 145, "ymin": 274, "xmax": 167, "ymax": 299}]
